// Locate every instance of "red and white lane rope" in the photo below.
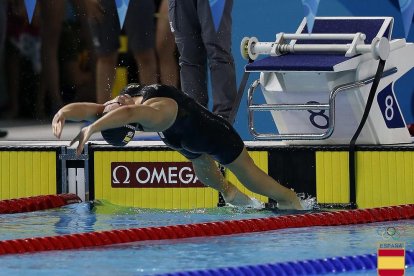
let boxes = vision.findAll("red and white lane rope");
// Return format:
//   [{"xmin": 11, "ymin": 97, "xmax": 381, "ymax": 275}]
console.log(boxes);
[
  {"xmin": 0, "ymin": 194, "xmax": 81, "ymax": 214},
  {"xmin": 0, "ymin": 204, "xmax": 413, "ymax": 255}
]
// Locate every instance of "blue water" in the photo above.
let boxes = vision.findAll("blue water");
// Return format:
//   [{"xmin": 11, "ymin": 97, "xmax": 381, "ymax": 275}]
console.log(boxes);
[{"xmin": 0, "ymin": 202, "xmax": 413, "ymax": 275}]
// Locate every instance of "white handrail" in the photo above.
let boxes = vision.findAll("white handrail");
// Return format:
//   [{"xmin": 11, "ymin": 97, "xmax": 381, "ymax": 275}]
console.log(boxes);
[{"xmin": 240, "ymin": 33, "xmax": 390, "ymax": 61}]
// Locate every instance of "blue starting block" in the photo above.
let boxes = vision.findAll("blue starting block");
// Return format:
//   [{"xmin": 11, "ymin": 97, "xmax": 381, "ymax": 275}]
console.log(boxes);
[{"xmin": 242, "ymin": 17, "xmax": 413, "ymax": 145}]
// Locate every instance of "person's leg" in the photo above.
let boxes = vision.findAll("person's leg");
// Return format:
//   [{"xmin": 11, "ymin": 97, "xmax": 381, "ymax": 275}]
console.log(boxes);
[
  {"xmin": 0, "ymin": 1, "xmax": 8, "ymax": 137},
  {"xmin": 5, "ymin": 46, "xmax": 20, "ymax": 118},
  {"xmin": 87, "ymin": 0, "xmax": 121, "ymax": 103},
  {"xmin": 191, "ymin": 153, "xmax": 255, "ymax": 206},
  {"xmin": 226, "ymin": 148, "xmax": 303, "ymax": 210},
  {"xmin": 197, "ymin": 0, "xmax": 237, "ymax": 121},
  {"xmin": 126, "ymin": 0, "xmax": 157, "ymax": 85},
  {"xmin": 70, "ymin": 0, "xmax": 93, "ymax": 49},
  {"xmin": 132, "ymin": 49, "xmax": 158, "ymax": 85},
  {"xmin": 155, "ymin": 0, "xmax": 179, "ymax": 87},
  {"xmin": 168, "ymin": 0, "xmax": 209, "ymax": 107},
  {"xmin": 95, "ymin": 53, "xmax": 118, "ymax": 103},
  {"xmin": 0, "ymin": 0, "xmax": 6, "ymax": 105},
  {"xmin": 39, "ymin": 0, "xmax": 65, "ymax": 117}
]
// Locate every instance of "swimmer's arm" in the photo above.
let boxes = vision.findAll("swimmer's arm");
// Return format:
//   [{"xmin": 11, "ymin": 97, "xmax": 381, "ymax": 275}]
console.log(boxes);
[
  {"xmin": 88, "ymin": 104, "xmax": 164, "ymax": 133},
  {"xmin": 56, "ymin": 102, "xmax": 105, "ymax": 122},
  {"xmin": 71, "ymin": 105, "xmax": 166, "ymax": 155},
  {"xmin": 52, "ymin": 103, "xmax": 104, "ymax": 139}
]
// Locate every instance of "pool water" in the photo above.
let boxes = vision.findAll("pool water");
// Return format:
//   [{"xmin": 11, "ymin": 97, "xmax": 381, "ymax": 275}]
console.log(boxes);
[{"xmin": 0, "ymin": 202, "xmax": 413, "ymax": 275}]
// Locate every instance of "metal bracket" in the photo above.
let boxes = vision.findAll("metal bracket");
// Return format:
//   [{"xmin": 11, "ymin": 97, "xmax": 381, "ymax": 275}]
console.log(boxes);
[
  {"xmin": 345, "ymin": 32, "xmax": 366, "ymax": 57},
  {"xmin": 59, "ymin": 145, "xmax": 89, "ymax": 201},
  {"xmin": 247, "ymin": 67, "xmax": 398, "ymax": 140}
]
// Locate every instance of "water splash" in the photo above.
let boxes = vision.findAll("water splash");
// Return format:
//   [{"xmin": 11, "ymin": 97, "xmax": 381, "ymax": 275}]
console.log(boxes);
[{"xmin": 297, "ymin": 193, "xmax": 319, "ymax": 210}]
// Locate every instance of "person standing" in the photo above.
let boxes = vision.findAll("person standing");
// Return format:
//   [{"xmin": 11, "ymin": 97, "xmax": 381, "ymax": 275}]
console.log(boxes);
[
  {"xmin": 38, "ymin": 0, "xmax": 66, "ymax": 118},
  {"xmin": 168, "ymin": 0, "xmax": 237, "ymax": 122},
  {"xmin": 85, "ymin": 0, "xmax": 158, "ymax": 104},
  {"xmin": 0, "ymin": 1, "xmax": 8, "ymax": 137},
  {"xmin": 38, "ymin": 0, "xmax": 90, "ymax": 118},
  {"xmin": 155, "ymin": 0, "xmax": 179, "ymax": 87}
]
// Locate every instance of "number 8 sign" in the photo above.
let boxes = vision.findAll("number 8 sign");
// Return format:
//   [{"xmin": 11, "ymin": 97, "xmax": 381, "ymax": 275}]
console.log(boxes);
[
  {"xmin": 377, "ymin": 84, "xmax": 405, "ymax": 129},
  {"xmin": 306, "ymin": 101, "xmax": 329, "ymax": 129}
]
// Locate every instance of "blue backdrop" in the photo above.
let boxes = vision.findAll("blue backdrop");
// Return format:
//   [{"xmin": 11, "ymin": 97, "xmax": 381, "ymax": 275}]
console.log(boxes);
[{"xmin": 230, "ymin": 0, "xmax": 414, "ymax": 140}]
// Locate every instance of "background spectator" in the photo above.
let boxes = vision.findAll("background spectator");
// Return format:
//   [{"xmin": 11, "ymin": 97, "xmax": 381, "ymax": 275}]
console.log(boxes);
[
  {"xmin": 168, "ymin": 0, "xmax": 237, "ymax": 121},
  {"xmin": 85, "ymin": 0, "xmax": 157, "ymax": 104},
  {"xmin": 155, "ymin": 0, "xmax": 179, "ymax": 87},
  {"xmin": 38, "ymin": 0, "xmax": 92, "ymax": 119},
  {"xmin": 2, "ymin": 0, "xmax": 93, "ymax": 120},
  {"xmin": 0, "ymin": 1, "xmax": 8, "ymax": 137},
  {"xmin": 4, "ymin": 0, "xmax": 41, "ymax": 119}
]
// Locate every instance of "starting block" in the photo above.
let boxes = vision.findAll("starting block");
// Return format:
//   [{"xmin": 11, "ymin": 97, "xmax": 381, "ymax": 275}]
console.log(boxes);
[{"xmin": 242, "ymin": 17, "xmax": 414, "ymax": 144}]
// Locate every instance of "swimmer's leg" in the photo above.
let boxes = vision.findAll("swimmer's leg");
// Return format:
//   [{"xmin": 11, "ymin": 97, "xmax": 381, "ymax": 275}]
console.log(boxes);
[
  {"xmin": 225, "ymin": 148, "xmax": 303, "ymax": 210},
  {"xmin": 191, "ymin": 153, "xmax": 257, "ymax": 207}
]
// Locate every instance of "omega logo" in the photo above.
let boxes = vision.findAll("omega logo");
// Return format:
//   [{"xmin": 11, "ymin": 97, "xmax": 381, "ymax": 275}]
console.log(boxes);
[
  {"xmin": 111, "ymin": 162, "xmax": 205, "ymax": 188},
  {"xmin": 112, "ymin": 165, "xmax": 131, "ymax": 184}
]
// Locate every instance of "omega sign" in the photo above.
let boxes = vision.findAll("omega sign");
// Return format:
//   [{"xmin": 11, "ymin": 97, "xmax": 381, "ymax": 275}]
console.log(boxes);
[{"xmin": 111, "ymin": 162, "xmax": 206, "ymax": 188}]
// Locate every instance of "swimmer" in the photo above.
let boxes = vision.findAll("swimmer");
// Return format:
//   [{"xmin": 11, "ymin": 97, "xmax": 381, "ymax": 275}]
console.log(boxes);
[{"xmin": 52, "ymin": 84, "xmax": 304, "ymax": 210}]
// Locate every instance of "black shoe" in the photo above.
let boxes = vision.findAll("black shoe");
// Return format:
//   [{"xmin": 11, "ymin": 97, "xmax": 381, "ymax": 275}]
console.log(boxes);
[{"xmin": 0, "ymin": 129, "xmax": 8, "ymax": 138}]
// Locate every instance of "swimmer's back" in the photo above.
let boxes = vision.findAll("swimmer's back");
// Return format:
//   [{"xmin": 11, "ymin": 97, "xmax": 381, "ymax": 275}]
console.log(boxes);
[{"xmin": 121, "ymin": 84, "xmax": 191, "ymax": 106}]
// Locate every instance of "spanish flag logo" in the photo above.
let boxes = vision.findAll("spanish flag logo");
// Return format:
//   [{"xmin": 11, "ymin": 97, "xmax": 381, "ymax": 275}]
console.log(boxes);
[{"xmin": 378, "ymin": 242, "xmax": 405, "ymax": 276}]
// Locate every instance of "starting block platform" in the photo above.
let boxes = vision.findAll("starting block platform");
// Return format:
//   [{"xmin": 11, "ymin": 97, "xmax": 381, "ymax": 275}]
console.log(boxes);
[{"xmin": 242, "ymin": 17, "xmax": 414, "ymax": 145}]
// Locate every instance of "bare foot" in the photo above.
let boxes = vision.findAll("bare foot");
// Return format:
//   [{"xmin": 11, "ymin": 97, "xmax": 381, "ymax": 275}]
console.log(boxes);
[
  {"xmin": 277, "ymin": 198, "xmax": 303, "ymax": 210},
  {"xmin": 277, "ymin": 191, "xmax": 304, "ymax": 210},
  {"xmin": 277, "ymin": 193, "xmax": 318, "ymax": 210},
  {"xmin": 223, "ymin": 185, "xmax": 263, "ymax": 208}
]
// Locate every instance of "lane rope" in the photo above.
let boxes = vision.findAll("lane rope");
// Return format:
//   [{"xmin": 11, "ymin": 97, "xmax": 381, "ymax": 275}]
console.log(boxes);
[
  {"xmin": 159, "ymin": 250, "xmax": 414, "ymax": 276},
  {"xmin": 0, "ymin": 194, "xmax": 82, "ymax": 214},
  {"xmin": 0, "ymin": 204, "xmax": 412, "ymax": 255}
]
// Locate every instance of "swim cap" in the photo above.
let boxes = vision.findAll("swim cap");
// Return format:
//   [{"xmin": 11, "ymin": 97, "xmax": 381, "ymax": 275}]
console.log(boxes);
[
  {"xmin": 121, "ymin": 83, "xmax": 143, "ymax": 97},
  {"xmin": 101, "ymin": 123, "xmax": 137, "ymax": 146}
]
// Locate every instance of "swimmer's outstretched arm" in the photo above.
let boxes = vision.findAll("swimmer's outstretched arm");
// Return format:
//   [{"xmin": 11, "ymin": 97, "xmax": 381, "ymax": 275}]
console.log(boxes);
[
  {"xmin": 92, "ymin": 104, "xmax": 166, "ymax": 132},
  {"xmin": 70, "ymin": 104, "xmax": 168, "ymax": 155},
  {"xmin": 52, "ymin": 102, "xmax": 105, "ymax": 139}
]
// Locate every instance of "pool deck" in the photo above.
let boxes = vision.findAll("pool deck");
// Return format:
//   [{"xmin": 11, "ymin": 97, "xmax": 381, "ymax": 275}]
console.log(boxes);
[
  {"xmin": 0, "ymin": 119, "xmax": 164, "ymax": 146},
  {"xmin": 1, "ymin": 119, "xmax": 413, "ymax": 148},
  {"xmin": 0, "ymin": 119, "xmax": 291, "ymax": 147}
]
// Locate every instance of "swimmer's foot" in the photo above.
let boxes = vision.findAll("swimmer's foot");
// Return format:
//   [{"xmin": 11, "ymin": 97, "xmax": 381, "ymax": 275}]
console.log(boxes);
[
  {"xmin": 274, "ymin": 188, "xmax": 303, "ymax": 210},
  {"xmin": 224, "ymin": 188, "xmax": 264, "ymax": 209},
  {"xmin": 277, "ymin": 199, "xmax": 303, "ymax": 210},
  {"xmin": 277, "ymin": 193, "xmax": 318, "ymax": 210}
]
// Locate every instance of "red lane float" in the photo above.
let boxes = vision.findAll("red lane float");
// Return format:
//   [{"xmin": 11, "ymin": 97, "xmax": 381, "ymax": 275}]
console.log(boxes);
[
  {"xmin": 0, "ymin": 204, "xmax": 413, "ymax": 255},
  {"xmin": 0, "ymin": 194, "xmax": 81, "ymax": 214}
]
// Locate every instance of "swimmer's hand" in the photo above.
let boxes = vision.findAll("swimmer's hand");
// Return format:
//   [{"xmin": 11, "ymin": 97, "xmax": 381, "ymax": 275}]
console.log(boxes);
[
  {"xmin": 52, "ymin": 111, "xmax": 66, "ymax": 139},
  {"xmin": 70, "ymin": 126, "xmax": 93, "ymax": 156}
]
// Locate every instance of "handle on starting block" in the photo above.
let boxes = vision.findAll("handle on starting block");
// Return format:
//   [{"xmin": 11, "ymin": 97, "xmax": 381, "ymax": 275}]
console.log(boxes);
[{"xmin": 241, "ymin": 33, "xmax": 390, "ymax": 61}]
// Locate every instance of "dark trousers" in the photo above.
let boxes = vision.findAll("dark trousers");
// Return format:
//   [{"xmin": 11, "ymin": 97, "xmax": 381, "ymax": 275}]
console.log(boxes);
[
  {"xmin": 0, "ymin": 1, "xmax": 8, "ymax": 136},
  {"xmin": 168, "ymin": 0, "xmax": 237, "ymax": 121}
]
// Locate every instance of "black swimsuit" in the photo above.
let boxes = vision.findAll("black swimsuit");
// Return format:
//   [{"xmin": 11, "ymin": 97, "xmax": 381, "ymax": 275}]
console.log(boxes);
[{"xmin": 121, "ymin": 84, "xmax": 244, "ymax": 164}]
